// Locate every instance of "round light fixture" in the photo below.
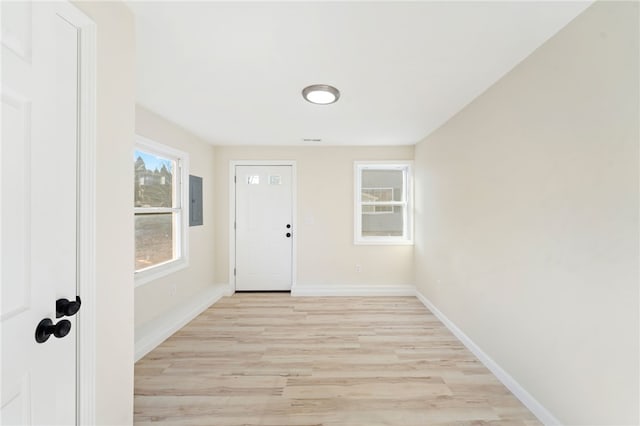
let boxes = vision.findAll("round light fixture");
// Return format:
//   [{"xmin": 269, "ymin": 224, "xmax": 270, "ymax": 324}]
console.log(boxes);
[{"xmin": 302, "ymin": 84, "xmax": 340, "ymax": 105}]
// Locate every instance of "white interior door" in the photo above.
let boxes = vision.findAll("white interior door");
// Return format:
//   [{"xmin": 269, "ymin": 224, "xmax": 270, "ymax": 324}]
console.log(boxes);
[
  {"xmin": 235, "ymin": 165, "xmax": 293, "ymax": 291},
  {"xmin": 2, "ymin": 2, "xmax": 81, "ymax": 424}
]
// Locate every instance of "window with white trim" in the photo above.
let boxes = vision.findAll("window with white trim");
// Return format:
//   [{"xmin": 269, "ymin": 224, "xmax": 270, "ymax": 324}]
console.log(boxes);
[
  {"xmin": 134, "ymin": 136, "xmax": 188, "ymax": 283},
  {"xmin": 354, "ymin": 162, "xmax": 413, "ymax": 245}
]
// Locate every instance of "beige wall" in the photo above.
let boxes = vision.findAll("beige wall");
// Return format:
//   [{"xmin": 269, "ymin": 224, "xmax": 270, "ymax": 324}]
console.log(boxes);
[
  {"xmin": 73, "ymin": 2, "xmax": 135, "ymax": 425},
  {"xmin": 414, "ymin": 2, "xmax": 639, "ymax": 425},
  {"xmin": 135, "ymin": 106, "xmax": 218, "ymax": 327},
  {"xmin": 214, "ymin": 146, "xmax": 414, "ymax": 288}
]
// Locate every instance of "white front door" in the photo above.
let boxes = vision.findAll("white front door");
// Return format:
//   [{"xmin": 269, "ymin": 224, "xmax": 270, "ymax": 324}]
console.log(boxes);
[
  {"xmin": 235, "ymin": 165, "xmax": 293, "ymax": 291},
  {"xmin": 2, "ymin": 2, "xmax": 81, "ymax": 424}
]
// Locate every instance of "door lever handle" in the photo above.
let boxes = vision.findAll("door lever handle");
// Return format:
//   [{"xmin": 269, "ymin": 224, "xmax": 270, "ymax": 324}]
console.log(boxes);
[
  {"xmin": 56, "ymin": 296, "xmax": 81, "ymax": 318},
  {"xmin": 35, "ymin": 318, "xmax": 71, "ymax": 343}
]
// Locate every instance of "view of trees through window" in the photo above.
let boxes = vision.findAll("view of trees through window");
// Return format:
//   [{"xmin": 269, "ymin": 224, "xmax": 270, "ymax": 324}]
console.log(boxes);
[
  {"xmin": 134, "ymin": 150, "xmax": 176, "ymax": 271},
  {"xmin": 135, "ymin": 152, "xmax": 173, "ymax": 207}
]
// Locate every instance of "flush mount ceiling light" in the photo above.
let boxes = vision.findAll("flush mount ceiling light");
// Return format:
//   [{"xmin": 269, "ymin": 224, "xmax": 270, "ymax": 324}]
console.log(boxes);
[{"xmin": 302, "ymin": 84, "xmax": 340, "ymax": 105}]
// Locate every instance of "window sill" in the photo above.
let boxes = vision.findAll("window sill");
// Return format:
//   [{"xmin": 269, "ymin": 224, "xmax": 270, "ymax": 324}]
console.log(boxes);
[
  {"xmin": 354, "ymin": 239, "xmax": 414, "ymax": 246},
  {"xmin": 135, "ymin": 258, "xmax": 188, "ymax": 287}
]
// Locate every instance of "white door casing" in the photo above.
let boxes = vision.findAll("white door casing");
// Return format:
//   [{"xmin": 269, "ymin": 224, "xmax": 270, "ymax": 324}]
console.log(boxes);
[
  {"xmin": 1, "ymin": 2, "xmax": 96, "ymax": 424},
  {"xmin": 234, "ymin": 164, "xmax": 294, "ymax": 291}
]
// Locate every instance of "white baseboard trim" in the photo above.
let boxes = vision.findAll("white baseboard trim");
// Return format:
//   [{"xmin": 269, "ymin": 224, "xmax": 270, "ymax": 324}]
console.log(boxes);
[
  {"xmin": 414, "ymin": 290, "xmax": 560, "ymax": 426},
  {"xmin": 134, "ymin": 285, "xmax": 228, "ymax": 362},
  {"xmin": 292, "ymin": 283, "xmax": 415, "ymax": 297},
  {"xmin": 219, "ymin": 282, "xmax": 235, "ymax": 296}
]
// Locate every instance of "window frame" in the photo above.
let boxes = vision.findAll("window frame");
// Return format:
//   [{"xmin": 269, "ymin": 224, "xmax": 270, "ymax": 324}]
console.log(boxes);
[
  {"xmin": 354, "ymin": 161, "xmax": 413, "ymax": 245},
  {"xmin": 134, "ymin": 135, "xmax": 189, "ymax": 286}
]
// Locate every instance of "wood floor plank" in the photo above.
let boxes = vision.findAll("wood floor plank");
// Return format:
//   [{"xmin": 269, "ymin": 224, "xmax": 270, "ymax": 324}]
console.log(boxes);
[{"xmin": 134, "ymin": 294, "xmax": 540, "ymax": 425}]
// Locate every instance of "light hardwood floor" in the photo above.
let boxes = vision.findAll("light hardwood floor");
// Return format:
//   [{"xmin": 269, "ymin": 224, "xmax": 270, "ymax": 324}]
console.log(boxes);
[{"xmin": 135, "ymin": 294, "xmax": 540, "ymax": 425}]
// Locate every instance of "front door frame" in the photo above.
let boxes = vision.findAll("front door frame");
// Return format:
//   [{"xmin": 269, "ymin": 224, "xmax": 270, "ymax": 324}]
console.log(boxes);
[
  {"xmin": 56, "ymin": 3, "xmax": 97, "ymax": 424},
  {"xmin": 228, "ymin": 160, "xmax": 297, "ymax": 293}
]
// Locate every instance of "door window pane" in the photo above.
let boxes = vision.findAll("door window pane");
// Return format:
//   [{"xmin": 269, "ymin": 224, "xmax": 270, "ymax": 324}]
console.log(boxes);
[{"xmin": 135, "ymin": 213, "xmax": 174, "ymax": 270}]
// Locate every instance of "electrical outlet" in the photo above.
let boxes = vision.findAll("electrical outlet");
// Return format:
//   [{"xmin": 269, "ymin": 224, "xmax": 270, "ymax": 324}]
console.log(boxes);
[
  {"xmin": 169, "ymin": 284, "xmax": 177, "ymax": 296},
  {"xmin": 355, "ymin": 264, "xmax": 362, "ymax": 273}
]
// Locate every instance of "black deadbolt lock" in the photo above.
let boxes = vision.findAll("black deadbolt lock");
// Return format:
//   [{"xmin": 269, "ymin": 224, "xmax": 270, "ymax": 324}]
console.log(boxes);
[
  {"xmin": 56, "ymin": 296, "xmax": 81, "ymax": 318},
  {"xmin": 286, "ymin": 224, "xmax": 291, "ymax": 229}
]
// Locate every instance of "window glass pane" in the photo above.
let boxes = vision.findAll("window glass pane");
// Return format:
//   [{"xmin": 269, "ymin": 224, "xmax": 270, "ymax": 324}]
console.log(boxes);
[
  {"xmin": 134, "ymin": 150, "xmax": 174, "ymax": 207},
  {"xmin": 361, "ymin": 169, "xmax": 403, "ymax": 202},
  {"xmin": 135, "ymin": 213, "xmax": 174, "ymax": 271},
  {"xmin": 362, "ymin": 206, "xmax": 404, "ymax": 237}
]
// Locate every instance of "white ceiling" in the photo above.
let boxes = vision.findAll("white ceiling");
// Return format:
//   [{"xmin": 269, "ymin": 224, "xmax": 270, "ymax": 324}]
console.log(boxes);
[{"xmin": 128, "ymin": 1, "xmax": 591, "ymax": 146}]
